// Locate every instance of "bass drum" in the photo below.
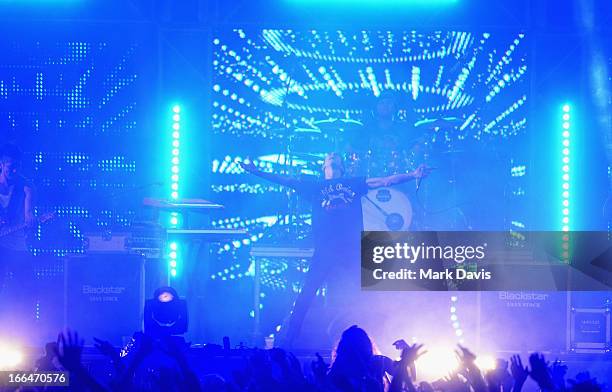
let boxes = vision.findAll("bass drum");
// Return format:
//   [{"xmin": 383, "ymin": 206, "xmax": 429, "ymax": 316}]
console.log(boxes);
[{"xmin": 362, "ymin": 187, "xmax": 412, "ymax": 231}]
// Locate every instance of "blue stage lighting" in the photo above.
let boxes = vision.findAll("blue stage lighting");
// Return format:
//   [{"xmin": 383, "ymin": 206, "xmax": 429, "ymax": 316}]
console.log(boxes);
[
  {"xmin": 168, "ymin": 104, "xmax": 183, "ymax": 278},
  {"xmin": 560, "ymin": 104, "xmax": 571, "ymax": 245}
]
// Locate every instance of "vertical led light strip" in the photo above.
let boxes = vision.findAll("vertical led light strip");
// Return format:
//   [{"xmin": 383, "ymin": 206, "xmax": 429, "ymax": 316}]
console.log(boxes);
[
  {"xmin": 561, "ymin": 104, "xmax": 571, "ymax": 232},
  {"xmin": 168, "ymin": 104, "xmax": 181, "ymax": 279},
  {"xmin": 561, "ymin": 104, "xmax": 571, "ymax": 264},
  {"xmin": 449, "ymin": 295, "xmax": 464, "ymax": 344}
]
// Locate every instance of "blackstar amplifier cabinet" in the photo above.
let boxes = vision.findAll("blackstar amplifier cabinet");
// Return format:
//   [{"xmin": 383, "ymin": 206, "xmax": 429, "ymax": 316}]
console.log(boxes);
[{"xmin": 64, "ymin": 253, "xmax": 146, "ymax": 345}]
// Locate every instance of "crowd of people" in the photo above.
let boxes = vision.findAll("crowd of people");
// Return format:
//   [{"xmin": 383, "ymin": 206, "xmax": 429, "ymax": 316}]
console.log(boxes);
[{"xmin": 19, "ymin": 325, "xmax": 605, "ymax": 392}]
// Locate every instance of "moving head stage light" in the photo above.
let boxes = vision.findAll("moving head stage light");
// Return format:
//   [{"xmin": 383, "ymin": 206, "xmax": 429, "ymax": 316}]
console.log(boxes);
[{"xmin": 143, "ymin": 287, "xmax": 188, "ymax": 337}]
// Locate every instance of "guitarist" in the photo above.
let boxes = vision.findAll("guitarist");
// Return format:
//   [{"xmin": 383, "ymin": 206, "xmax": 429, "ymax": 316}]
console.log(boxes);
[
  {"xmin": 0, "ymin": 144, "xmax": 37, "ymax": 336},
  {"xmin": 0, "ymin": 143, "xmax": 36, "ymax": 252},
  {"xmin": 240, "ymin": 153, "xmax": 431, "ymax": 347}
]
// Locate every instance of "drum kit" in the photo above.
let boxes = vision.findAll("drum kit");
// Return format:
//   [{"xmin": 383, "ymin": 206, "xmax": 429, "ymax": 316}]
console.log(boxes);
[{"xmin": 274, "ymin": 115, "xmax": 470, "ymax": 231}]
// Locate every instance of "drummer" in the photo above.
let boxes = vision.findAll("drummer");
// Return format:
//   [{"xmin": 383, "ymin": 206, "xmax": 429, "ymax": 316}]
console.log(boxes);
[
  {"xmin": 369, "ymin": 91, "xmax": 409, "ymax": 131},
  {"xmin": 347, "ymin": 91, "xmax": 425, "ymax": 177}
]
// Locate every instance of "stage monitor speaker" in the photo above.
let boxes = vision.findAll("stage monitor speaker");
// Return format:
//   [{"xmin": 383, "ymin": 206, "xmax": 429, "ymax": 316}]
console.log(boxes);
[{"xmin": 64, "ymin": 253, "xmax": 145, "ymax": 345}]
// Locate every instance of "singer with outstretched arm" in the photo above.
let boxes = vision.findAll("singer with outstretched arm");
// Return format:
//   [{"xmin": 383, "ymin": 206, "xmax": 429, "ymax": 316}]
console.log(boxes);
[{"xmin": 240, "ymin": 152, "xmax": 431, "ymax": 347}]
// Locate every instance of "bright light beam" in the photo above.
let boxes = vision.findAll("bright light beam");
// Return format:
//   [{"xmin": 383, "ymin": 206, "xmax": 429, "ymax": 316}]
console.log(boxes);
[{"xmin": 0, "ymin": 344, "xmax": 23, "ymax": 370}]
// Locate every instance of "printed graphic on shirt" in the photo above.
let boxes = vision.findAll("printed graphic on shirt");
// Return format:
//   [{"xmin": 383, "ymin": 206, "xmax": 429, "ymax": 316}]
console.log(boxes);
[{"xmin": 320, "ymin": 182, "xmax": 359, "ymax": 211}]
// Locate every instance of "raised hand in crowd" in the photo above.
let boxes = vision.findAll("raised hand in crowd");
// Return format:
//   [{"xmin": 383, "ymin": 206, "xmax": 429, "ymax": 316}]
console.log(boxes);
[
  {"xmin": 163, "ymin": 336, "xmax": 201, "ymax": 392},
  {"xmin": 485, "ymin": 359, "xmax": 513, "ymax": 392},
  {"xmin": 310, "ymin": 352, "xmax": 329, "ymax": 387},
  {"xmin": 389, "ymin": 342, "xmax": 424, "ymax": 392},
  {"xmin": 509, "ymin": 355, "xmax": 529, "ymax": 392},
  {"xmin": 108, "ymin": 332, "xmax": 155, "ymax": 391},
  {"xmin": 93, "ymin": 337, "xmax": 119, "ymax": 362},
  {"xmin": 391, "ymin": 339, "xmax": 420, "ymax": 379},
  {"xmin": 35, "ymin": 342, "xmax": 60, "ymax": 372},
  {"xmin": 485, "ymin": 369, "xmax": 502, "ymax": 392},
  {"xmin": 37, "ymin": 326, "xmax": 609, "ymax": 392},
  {"xmin": 455, "ymin": 344, "xmax": 477, "ymax": 368},
  {"xmin": 529, "ymin": 353, "xmax": 556, "ymax": 392},
  {"xmin": 418, "ymin": 381, "xmax": 436, "ymax": 392},
  {"xmin": 55, "ymin": 330, "xmax": 84, "ymax": 373},
  {"xmin": 55, "ymin": 329, "xmax": 107, "ymax": 392},
  {"xmin": 93, "ymin": 337, "xmax": 124, "ymax": 374},
  {"xmin": 268, "ymin": 347, "xmax": 311, "ymax": 391},
  {"xmin": 245, "ymin": 348, "xmax": 277, "ymax": 390},
  {"xmin": 434, "ymin": 372, "xmax": 471, "ymax": 392},
  {"xmin": 551, "ymin": 360, "xmax": 568, "ymax": 391},
  {"xmin": 455, "ymin": 345, "xmax": 487, "ymax": 392},
  {"xmin": 399, "ymin": 342, "xmax": 425, "ymax": 365}
]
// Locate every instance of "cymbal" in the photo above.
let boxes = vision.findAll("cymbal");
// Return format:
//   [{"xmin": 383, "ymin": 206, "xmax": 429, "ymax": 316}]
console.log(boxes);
[
  {"xmin": 423, "ymin": 149, "xmax": 467, "ymax": 164},
  {"xmin": 143, "ymin": 197, "xmax": 224, "ymax": 210},
  {"xmin": 439, "ymin": 150, "xmax": 465, "ymax": 154},
  {"xmin": 293, "ymin": 127, "xmax": 322, "ymax": 134},
  {"xmin": 414, "ymin": 117, "xmax": 462, "ymax": 128},
  {"xmin": 313, "ymin": 118, "xmax": 363, "ymax": 132},
  {"xmin": 257, "ymin": 153, "xmax": 325, "ymax": 167},
  {"xmin": 267, "ymin": 126, "xmax": 322, "ymax": 136},
  {"xmin": 290, "ymin": 152, "xmax": 326, "ymax": 161}
]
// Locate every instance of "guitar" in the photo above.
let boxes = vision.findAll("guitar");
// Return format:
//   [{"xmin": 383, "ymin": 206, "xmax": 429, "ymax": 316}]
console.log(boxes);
[{"xmin": 0, "ymin": 212, "xmax": 56, "ymax": 238}]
